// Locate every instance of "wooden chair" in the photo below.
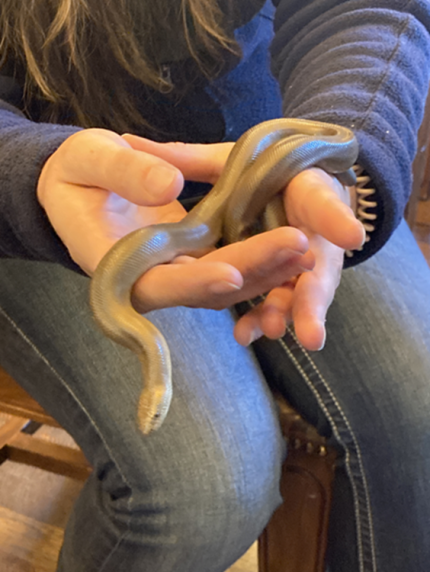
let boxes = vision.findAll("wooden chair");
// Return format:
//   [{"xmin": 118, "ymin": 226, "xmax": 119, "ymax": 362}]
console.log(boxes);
[
  {"xmin": 405, "ymin": 89, "xmax": 430, "ymax": 228},
  {"xmin": 0, "ymin": 365, "xmax": 336, "ymax": 572},
  {"xmin": 0, "ymin": 366, "xmax": 91, "ymax": 481}
]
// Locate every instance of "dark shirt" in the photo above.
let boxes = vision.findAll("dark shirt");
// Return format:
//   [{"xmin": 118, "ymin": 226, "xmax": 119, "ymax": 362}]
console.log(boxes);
[{"xmin": 0, "ymin": 0, "xmax": 429, "ymax": 270}]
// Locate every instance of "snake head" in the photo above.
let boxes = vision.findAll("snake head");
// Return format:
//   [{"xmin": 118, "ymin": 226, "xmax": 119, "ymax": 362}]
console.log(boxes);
[{"xmin": 137, "ymin": 384, "xmax": 172, "ymax": 435}]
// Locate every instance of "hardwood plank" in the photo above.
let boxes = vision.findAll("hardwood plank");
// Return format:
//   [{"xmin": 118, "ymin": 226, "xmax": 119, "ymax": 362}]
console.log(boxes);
[
  {"xmin": 0, "ymin": 461, "xmax": 83, "ymax": 528},
  {"xmin": 226, "ymin": 542, "xmax": 258, "ymax": 572},
  {"xmin": 0, "ymin": 505, "xmax": 63, "ymax": 572},
  {"xmin": 415, "ymin": 195, "xmax": 430, "ymax": 225},
  {"xmin": 0, "ymin": 549, "xmax": 35, "ymax": 572},
  {"xmin": 405, "ymin": 92, "xmax": 430, "ymax": 226}
]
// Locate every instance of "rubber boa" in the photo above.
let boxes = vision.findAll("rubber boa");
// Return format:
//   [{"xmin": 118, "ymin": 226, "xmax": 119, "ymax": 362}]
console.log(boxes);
[{"xmin": 90, "ymin": 118, "xmax": 358, "ymax": 434}]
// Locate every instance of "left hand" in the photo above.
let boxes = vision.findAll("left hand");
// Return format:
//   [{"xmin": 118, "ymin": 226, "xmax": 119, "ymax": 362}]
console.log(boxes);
[{"xmin": 234, "ymin": 167, "xmax": 365, "ymax": 350}]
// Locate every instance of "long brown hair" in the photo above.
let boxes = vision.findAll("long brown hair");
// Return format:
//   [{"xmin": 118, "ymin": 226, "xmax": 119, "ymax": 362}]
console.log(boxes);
[{"xmin": 0, "ymin": 0, "xmax": 236, "ymax": 131}]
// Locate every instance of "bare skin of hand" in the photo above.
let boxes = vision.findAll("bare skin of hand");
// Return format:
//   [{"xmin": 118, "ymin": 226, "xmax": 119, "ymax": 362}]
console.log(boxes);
[
  {"xmin": 233, "ymin": 168, "xmax": 365, "ymax": 350},
  {"xmin": 37, "ymin": 128, "xmax": 319, "ymax": 347},
  {"xmin": 123, "ymin": 134, "xmax": 365, "ymax": 350}
]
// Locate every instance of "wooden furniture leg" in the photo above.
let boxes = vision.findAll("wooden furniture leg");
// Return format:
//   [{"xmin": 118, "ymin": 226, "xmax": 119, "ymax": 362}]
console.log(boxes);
[
  {"xmin": 258, "ymin": 395, "xmax": 337, "ymax": 572},
  {"xmin": 405, "ymin": 88, "xmax": 430, "ymax": 228},
  {"xmin": 0, "ymin": 366, "xmax": 91, "ymax": 481}
]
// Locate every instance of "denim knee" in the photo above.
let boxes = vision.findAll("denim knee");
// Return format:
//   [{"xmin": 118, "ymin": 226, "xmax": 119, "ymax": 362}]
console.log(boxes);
[{"xmin": 60, "ymin": 412, "xmax": 285, "ymax": 572}]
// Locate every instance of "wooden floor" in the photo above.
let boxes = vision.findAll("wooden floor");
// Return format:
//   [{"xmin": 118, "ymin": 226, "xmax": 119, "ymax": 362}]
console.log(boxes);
[{"xmin": 1, "ymin": 200, "xmax": 430, "ymax": 572}]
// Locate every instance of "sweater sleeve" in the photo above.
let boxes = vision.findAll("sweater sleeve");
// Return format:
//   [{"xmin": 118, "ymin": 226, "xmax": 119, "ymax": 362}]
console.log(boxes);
[
  {"xmin": 0, "ymin": 99, "xmax": 82, "ymax": 270},
  {"xmin": 271, "ymin": 0, "xmax": 430, "ymax": 265}
]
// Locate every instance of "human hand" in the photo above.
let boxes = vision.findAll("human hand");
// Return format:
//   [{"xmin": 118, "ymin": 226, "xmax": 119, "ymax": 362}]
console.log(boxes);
[
  {"xmin": 38, "ymin": 130, "xmax": 363, "ymax": 352},
  {"xmin": 120, "ymin": 136, "xmax": 365, "ymax": 351},
  {"xmin": 233, "ymin": 168, "xmax": 366, "ymax": 350},
  {"xmin": 37, "ymin": 129, "xmax": 186, "ymax": 275},
  {"xmin": 119, "ymin": 135, "xmax": 316, "ymax": 312},
  {"xmin": 37, "ymin": 130, "xmax": 313, "ymax": 308}
]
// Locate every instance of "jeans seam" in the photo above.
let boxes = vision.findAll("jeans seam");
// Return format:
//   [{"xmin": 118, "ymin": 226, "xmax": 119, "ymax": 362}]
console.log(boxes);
[
  {"xmin": 98, "ymin": 532, "xmax": 128, "ymax": 572},
  {"xmin": 274, "ymin": 325, "xmax": 378, "ymax": 572},
  {"xmin": 0, "ymin": 304, "xmax": 134, "ymax": 569},
  {"xmin": 245, "ymin": 290, "xmax": 377, "ymax": 571}
]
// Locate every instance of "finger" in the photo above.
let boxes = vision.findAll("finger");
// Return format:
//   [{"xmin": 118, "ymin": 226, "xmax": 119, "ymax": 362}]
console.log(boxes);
[
  {"xmin": 56, "ymin": 129, "xmax": 184, "ymax": 206},
  {"xmin": 132, "ymin": 261, "xmax": 244, "ymax": 313},
  {"xmin": 285, "ymin": 168, "xmax": 365, "ymax": 250},
  {"xmin": 291, "ymin": 243, "xmax": 343, "ymax": 350},
  {"xmin": 132, "ymin": 228, "xmax": 313, "ymax": 313},
  {"xmin": 233, "ymin": 282, "xmax": 295, "ymax": 346},
  {"xmin": 260, "ymin": 284, "xmax": 295, "ymax": 338},
  {"xmin": 292, "ymin": 274, "xmax": 328, "ymax": 351},
  {"xmin": 234, "ymin": 307, "xmax": 264, "ymax": 346},
  {"xmin": 202, "ymin": 226, "xmax": 312, "ymax": 270},
  {"xmin": 122, "ymin": 134, "xmax": 234, "ymax": 185},
  {"xmin": 200, "ymin": 228, "xmax": 315, "ymax": 304}
]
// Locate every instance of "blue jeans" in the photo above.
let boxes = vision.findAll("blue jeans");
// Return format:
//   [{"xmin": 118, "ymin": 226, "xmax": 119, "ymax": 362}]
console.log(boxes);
[{"xmin": 0, "ymin": 219, "xmax": 430, "ymax": 572}]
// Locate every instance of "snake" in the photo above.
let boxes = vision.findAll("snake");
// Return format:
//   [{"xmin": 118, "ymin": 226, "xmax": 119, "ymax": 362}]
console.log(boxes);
[{"xmin": 90, "ymin": 118, "xmax": 358, "ymax": 435}]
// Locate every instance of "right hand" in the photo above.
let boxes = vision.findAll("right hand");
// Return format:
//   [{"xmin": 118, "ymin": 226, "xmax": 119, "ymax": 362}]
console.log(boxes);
[{"xmin": 37, "ymin": 128, "xmax": 313, "ymax": 317}]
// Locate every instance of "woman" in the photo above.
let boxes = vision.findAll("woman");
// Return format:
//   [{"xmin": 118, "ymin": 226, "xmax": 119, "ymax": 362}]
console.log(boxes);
[{"xmin": 0, "ymin": 1, "xmax": 430, "ymax": 571}]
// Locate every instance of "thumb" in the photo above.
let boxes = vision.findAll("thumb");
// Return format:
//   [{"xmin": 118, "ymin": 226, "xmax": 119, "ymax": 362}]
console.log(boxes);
[
  {"xmin": 39, "ymin": 129, "xmax": 185, "ymax": 208},
  {"xmin": 285, "ymin": 168, "xmax": 366, "ymax": 251}
]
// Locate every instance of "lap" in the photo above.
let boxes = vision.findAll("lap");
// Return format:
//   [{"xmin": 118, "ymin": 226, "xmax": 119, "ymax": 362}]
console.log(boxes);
[
  {"xmin": 0, "ymin": 255, "xmax": 283, "ymax": 482},
  {"xmin": 249, "ymin": 218, "xmax": 430, "ymax": 431},
  {"xmin": 247, "ymin": 219, "xmax": 430, "ymax": 571},
  {"xmin": 1, "ymin": 219, "xmax": 429, "ymax": 477},
  {"xmin": 0, "ymin": 257, "xmax": 286, "ymax": 570},
  {"xmin": 1, "ymin": 218, "xmax": 430, "ymax": 571}
]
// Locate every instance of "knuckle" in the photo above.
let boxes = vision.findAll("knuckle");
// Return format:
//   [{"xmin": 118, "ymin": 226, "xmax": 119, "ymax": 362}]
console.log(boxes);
[{"xmin": 166, "ymin": 141, "xmax": 188, "ymax": 151}]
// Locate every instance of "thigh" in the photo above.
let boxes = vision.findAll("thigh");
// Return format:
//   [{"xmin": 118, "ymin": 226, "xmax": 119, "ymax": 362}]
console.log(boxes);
[
  {"xmin": 0, "ymin": 258, "xmax": 284, "ymax": 572},
  {"xmin": 248, "ymin": 219, "xmax": 430, "ymax": 572}
]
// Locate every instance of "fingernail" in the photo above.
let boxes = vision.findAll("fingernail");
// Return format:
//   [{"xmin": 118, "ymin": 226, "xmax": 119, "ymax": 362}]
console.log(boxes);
[
  {"xmin": 246, "ymin": 327, "xmax": 263, "ymax": 346},
  {"xmin": 316, "ymin": 322, "xmax": 326, "ymax": 350},
  {"xmin": 209, "ymin": 281, "xmax": 242, "ymax": 295},
  {"xmin": 146, "ymin": 165, "xmax": 180, "ymax": 195},
  {"xmin": 358, "ymin": 223, "xmax": 366, "ymax": 246}
]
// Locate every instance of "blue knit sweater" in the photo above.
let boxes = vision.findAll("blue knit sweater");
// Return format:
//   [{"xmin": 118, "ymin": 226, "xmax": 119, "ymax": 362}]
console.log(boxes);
[{"xmin": 0, "ymin": 0, "xmax": 429, "ymax": 270}]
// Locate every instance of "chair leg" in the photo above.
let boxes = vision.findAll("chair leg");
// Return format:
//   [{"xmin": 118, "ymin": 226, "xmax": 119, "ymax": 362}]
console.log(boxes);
[
  {"xmin": 0, "ymin": 417, "xmax": 28, "ymax": 464},
  {"xmin": 0, "ymin": 413, "xmax": 91, "ymax": 480},
  {"xmin": 258, "ymin": 395, "xmax": 337, "ymax": 572}
]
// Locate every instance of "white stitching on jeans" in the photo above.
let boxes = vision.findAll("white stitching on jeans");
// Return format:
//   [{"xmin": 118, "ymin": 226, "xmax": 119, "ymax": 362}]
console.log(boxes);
[
  {"xmin": 245, "ymin": 297, "xmax": 377, "ymax": 572},
  {"xmin": 280, "ymin": 327, "xmax": 377, "ymax": 572}
]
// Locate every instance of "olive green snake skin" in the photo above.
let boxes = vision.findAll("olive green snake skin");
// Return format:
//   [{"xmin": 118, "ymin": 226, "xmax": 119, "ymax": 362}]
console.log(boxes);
[{"xmin": 90, "ymin": 118, "xmax": 358, "ymax": 434}]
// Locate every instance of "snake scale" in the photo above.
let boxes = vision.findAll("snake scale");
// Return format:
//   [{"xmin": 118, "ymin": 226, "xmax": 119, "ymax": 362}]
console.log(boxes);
[{"xmin": 90, "ymin": 118, "xmax": 359, "ymax": 434}]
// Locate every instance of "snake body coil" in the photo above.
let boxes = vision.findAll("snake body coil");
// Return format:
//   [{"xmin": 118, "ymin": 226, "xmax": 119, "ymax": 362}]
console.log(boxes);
[{"xmin": 90, "ymin": 118, "xmax": 358, "ymax": 434}]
